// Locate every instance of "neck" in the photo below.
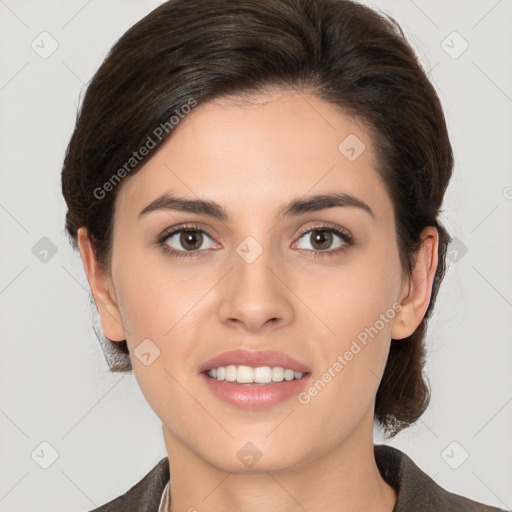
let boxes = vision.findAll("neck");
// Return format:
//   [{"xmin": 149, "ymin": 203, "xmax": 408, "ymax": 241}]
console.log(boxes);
[{"xmin": 163, "ymin": 413, "xmax": 397, "ymax": 512}]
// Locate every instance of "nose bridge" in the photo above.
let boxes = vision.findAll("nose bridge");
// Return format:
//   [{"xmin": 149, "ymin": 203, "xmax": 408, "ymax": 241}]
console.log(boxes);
[
  {"xmin": 217, "ymin": 232, "xmax": 293, "ymax": 330},
  {"xmin": 237, "ymin": 234, "xmax": 275, "ymax": 285},
  {"xmin": 233, "ymin": 232, "xmax": 280, "ymax": 302}
]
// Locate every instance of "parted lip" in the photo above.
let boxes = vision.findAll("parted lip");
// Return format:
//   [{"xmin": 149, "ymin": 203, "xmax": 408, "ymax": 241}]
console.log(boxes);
[{"xmin": 198, "ymin": 349, "xmax": 311, "ymax": 374}]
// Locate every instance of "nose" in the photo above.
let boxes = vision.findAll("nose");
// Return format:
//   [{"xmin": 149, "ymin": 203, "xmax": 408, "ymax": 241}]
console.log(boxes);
[{"xmin": 216, "ymin": 240, "xmax": 294, "ymax": 333}]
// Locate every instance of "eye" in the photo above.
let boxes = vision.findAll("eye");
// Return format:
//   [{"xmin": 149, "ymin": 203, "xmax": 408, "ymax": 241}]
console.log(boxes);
[
  {"xmin": 157, "ymin": 222, "xmax": 353, "ymax": 259},
  {"xmin": 158, "ymin": 224, "xmax": 218, "ymax": 258},
  {"xmin": 293, "ymin": 223, "xmax": 353, "ymax": 256}
]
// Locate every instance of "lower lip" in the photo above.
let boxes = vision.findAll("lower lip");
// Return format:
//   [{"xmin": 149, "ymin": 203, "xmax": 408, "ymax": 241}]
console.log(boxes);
[{"xmin": 200, "ymin": 373, "xmax": 310, "ymax": 409}]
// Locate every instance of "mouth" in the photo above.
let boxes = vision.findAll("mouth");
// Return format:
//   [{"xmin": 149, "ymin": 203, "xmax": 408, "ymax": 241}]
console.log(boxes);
[
  {"xmin": 203, "ymin": 365, "xmax": 309, "ymax": 384},
  {"xmin": 198, "ymin": 349, "xmax": 312, "ymax": 409},
  {"xmin": 200, "ymin": 370, "xmax": 311, "ymax": 409},
  {"xmin": 198, "ymin": 348, "xmax": 311, "ymax": 375}
]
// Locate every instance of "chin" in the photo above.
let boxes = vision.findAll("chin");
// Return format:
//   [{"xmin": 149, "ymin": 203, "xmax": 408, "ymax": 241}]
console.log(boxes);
[
  {"xmin": 195, "ymin": 434, "xmax": 311, "ymax": 474},
  {"xmin": 212, "ymin": 450, "xmax": 306, "ymax": 475}
]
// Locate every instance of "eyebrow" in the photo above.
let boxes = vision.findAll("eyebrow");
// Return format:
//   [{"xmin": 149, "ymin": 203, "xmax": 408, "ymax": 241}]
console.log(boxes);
[{"xmin": 138, "ymin": 192, "xmax": 375, "ymax": 221}]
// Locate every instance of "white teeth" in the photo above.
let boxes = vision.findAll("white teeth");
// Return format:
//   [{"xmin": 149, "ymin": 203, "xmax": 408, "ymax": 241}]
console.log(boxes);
[
  {"xmin": 271, "ymin": 366, "xmax": 284, "ymax": 381},
  {"xmin": 253, "ymin": 366, "xmax": 272, "ymax": 383},
  {"xmin": 237, "ymin": 365, "xmax": 254, "ymax": 383},
  {"xmin": 225, "ymin": 365, "xmax": 237, "ymax": 382},
  {"xmin": 206, "ymin": 365, "xmax": 305, "ymax": 383},
  {"xmin": 284, "ymin": 369, "xmax": 295, "ymax": 381}
]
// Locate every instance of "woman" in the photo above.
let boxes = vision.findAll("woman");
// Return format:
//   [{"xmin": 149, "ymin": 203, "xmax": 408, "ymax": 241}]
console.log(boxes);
[{"xmin": 61, "ymin": 0, "xmax": 507, "ymax": 510}]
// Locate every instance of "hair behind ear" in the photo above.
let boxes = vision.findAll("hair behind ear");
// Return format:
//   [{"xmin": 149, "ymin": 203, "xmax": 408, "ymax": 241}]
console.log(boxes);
[{"xmin": 376, "ymin": 222, "xmax": 451, "ymax": 437}]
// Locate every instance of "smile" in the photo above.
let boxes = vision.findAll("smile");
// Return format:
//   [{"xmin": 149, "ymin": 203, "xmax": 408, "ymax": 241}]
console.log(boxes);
[{"xmin": 205, "ymin": 364, "xmax": 305, "ymax": 384}]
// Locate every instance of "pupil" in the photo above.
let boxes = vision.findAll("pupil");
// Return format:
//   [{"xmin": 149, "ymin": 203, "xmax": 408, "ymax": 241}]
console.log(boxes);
[
  {"xmin": 181, "ymin": 231, "xmax": 202, "ymax": 250},
  {"xmin": 312, "ymin": 230, "xmax": 332, "ymax": 250}
]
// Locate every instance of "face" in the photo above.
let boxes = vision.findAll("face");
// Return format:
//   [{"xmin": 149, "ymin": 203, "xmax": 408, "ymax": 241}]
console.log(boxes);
[{"xmin": 83, "ymin": 90, "xmax": 422, "ymax": 474}]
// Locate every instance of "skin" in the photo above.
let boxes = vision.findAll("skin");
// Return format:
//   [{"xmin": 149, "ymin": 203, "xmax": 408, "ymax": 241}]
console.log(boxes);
[{"xmin": 78, "ymin": 89, "xmax": 438, "ymax": 512}]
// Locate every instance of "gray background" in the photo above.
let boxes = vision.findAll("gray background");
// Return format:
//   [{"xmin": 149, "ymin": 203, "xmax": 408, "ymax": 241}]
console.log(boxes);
[{"xmin": 0, "ymin": 0, "xmax": 511, "ymax": 510}]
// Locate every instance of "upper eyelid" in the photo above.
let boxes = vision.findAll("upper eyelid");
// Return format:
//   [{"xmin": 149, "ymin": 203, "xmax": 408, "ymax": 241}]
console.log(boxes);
[
  {"xmin": 297, "ymin": 223, "xmax": 351, "ymax": 237},
  {"xmin": 159, "ymin": 223, "xmax": 215, "ymax": 241},
  {"xmin": 159, "ymin": 222, "xmax": 352, "ymax": 246}
]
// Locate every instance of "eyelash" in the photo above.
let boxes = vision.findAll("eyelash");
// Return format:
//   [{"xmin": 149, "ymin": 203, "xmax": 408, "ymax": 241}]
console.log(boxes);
[{"xmin": 156, "ymin": 222, "xmax": 354, "ymax": 259}]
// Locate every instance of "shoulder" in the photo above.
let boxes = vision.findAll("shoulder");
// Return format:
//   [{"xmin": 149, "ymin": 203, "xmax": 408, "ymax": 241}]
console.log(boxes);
[
  {"xmin": 88, "ymin": 456, "xmax": 169, "ymax": 512},
  {"xmin": 374, "ymin": 444, "xmax": 509, "ymax": 512}
]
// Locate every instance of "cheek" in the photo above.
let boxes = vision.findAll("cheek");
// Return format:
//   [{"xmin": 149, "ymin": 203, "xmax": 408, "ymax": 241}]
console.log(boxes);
[
  {"xmin": 295, "ymin": 282, "xmax": 399, "ymax": 441},
  {"xmin": 305, "ymin": 246, "xmax": 401, "ymax": 344},
  {"xmin": 111, "ymin": 250, "xmax": 208, "ymax": 382},
  {"xmin": 112, "ymin": 247, "xmax": 198, "ymax": 341},
  {"xmin": 298, "ymin": 242, "xmax": 402, "ymax": 397}
]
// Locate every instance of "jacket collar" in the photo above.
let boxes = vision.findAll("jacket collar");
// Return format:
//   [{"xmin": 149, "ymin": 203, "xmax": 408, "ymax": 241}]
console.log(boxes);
[{"xmin": 91, "ymin": 444, "xmax": 505, "ymax": 511}]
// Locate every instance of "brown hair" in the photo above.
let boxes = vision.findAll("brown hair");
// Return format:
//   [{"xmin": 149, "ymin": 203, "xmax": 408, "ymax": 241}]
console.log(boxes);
[{"xmin": 61, "ymin": 0, "xmax": 453, "ymax": 437}]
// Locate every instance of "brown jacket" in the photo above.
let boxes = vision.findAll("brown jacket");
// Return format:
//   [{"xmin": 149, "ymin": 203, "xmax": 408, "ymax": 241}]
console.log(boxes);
[{"xmin": 89, "ymin": 444, "xmax": 509, "ymax": 511}]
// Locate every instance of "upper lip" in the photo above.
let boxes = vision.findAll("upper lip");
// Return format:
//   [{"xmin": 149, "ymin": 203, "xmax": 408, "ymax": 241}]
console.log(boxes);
[{"xmin": 198, "ymin": 349, "xmax": 311, "ymax": 374}]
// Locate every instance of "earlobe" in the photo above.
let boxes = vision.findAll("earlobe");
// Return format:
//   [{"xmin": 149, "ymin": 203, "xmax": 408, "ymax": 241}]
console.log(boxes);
[
  {"xmin": 391, "ymin": 226, "xmax": 439, "ymax": 340},
  {"xmin": 77, "ymin": 227, "xmax": 126, "ymax": 342}
]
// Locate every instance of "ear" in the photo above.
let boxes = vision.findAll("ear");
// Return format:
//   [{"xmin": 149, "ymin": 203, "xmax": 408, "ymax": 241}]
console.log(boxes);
[
  {"xmin": 77, "ymin": 227, "xmax": 126, "ymax": 342},
  {"xmin": 391, "ymin": 226, "xmax": 439, "ymax": 340}
]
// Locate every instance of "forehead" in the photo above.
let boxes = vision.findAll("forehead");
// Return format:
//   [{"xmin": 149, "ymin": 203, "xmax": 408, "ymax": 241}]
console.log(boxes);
[{"xmin": 114, "ymin": 90, "xmax": 392, "ymax": 225}]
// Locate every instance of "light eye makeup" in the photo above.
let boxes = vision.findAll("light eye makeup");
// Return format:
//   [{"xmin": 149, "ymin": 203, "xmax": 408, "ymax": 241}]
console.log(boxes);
[{"xmin": 155, "ymin": 222, "xmax": 354, "ymax": 260}]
